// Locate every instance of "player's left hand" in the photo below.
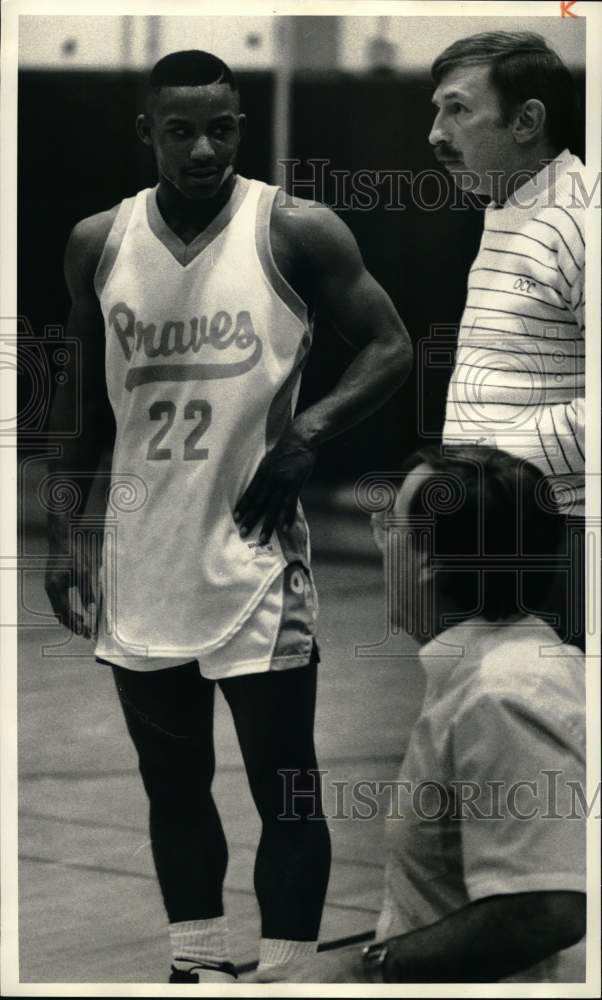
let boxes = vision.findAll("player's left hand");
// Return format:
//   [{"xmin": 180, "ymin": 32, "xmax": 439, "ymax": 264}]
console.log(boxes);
[{"xmin": 234, "ymin": 431, "xmax": 315, "ymax": 545}]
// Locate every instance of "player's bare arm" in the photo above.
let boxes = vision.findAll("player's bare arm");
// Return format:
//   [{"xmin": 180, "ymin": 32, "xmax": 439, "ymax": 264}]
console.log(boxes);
[
  {"xmin": 234, "ymin": 200, "xmax": 413, "ymax": 543},
  {"xmin": 44, "ymin": 209, "xmax": 117, "ymax": 637}
]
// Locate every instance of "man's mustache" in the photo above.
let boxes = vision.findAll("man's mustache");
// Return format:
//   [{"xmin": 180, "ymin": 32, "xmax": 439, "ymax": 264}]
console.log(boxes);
[{"xmin": 434, "ymin": 146, "xmax": 463, "ymax": 163}]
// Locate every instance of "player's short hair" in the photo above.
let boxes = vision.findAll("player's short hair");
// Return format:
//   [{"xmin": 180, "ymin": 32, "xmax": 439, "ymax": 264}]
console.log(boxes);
[
  {"xmin": 147, "ymin": 50, "xmax": 238, "ymax": 112},
  {"xmin": 401, "ymin": 444, "xmax": 564, "ymax": 622},
  {"xmin": 431, "ymin": 31, "xmax": 578, "ymax": 151}
]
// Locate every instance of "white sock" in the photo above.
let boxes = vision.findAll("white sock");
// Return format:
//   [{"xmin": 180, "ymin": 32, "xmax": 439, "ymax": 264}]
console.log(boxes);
[
  {"xmin": 169, "ymin": 915, "xmax": 232, "ymax": 969},
  {"xmin": 256, "ymin": 938, "xmax": 318, "ymax": 982}
]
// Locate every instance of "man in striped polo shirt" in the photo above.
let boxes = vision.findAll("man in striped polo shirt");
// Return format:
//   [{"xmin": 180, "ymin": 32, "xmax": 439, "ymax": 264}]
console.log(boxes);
[{"xmin": 429, "ymin": 32, "xmax": 585, "ymax": 649}]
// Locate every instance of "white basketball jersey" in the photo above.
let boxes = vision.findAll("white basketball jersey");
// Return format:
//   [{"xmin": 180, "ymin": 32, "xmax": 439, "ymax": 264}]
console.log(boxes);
[{"xmin": 93, "ymin": 176, "xmax": 318, "ymax": 677}]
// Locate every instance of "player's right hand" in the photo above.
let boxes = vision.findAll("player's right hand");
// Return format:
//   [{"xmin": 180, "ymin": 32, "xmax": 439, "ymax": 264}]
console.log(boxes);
[{"xmin": 45, "ymin": 549, "xmax": 97, "ymax": 640}]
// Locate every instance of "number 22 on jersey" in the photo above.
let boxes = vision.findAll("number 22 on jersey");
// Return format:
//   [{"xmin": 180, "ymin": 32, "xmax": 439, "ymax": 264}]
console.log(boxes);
[{"xmin": 147, "ymin": 399, "xmax": 212, "ymax": 461}]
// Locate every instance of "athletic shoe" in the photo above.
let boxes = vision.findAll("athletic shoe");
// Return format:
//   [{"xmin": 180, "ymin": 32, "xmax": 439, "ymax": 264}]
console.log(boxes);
[{"xmin": 169, "ymin": 961, "xmax": 237, "ymax": 983}]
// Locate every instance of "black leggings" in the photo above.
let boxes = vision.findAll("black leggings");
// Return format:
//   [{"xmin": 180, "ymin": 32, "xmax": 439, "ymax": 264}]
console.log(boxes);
[{"xmin": 110, "ymin": 650, "xmax": 331, "ymax": 940}]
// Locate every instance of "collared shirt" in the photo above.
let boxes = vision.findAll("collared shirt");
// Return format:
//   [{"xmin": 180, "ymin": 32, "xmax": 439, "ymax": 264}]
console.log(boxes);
[
  {"xmin": 443, "ymin": 150, "xmax": 585, "ymax": 517},
  {"xmin": 376, "ymin": 615, "xmax": 586, "ymax": 982}
]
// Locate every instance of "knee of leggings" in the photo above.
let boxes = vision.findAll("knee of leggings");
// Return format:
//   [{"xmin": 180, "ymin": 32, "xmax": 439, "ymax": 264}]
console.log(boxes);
[
  {"xmin": 251, "ymin": 772, "xmax": 325, "ymax": 824},
  {"xmin": 145, "ymin": 781, "xmax": 217, "ymax": 821},
  {"xmin": 136, "ymin": 753, "xmax": 216, "ymax": 808}
]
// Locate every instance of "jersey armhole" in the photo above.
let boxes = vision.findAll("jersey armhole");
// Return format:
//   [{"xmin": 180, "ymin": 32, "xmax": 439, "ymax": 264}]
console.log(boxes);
[
  {"xmin": 254, "ymin": 186, "xmax": 309, "ymax": 327},
  {"xmin": 93, "ymin": 197, "xmax": 137, "ymax": 299}
]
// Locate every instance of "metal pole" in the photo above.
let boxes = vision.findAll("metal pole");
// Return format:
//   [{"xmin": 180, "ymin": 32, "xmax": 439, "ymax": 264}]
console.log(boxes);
[
  {"xmin": 271, "ymin": 17, "xmax": 293, "ymax": 187},
  {"xmin": 121, "ymin": 15, "xmax": 134, "ymax": 68},
  {"xmin": 145, "ymin": 15, "xmax": 161, "ymax": 68}
]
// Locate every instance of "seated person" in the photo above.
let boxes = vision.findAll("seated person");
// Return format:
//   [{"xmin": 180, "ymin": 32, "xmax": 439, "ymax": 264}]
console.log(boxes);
[{"xmin": 317, "ymin": 444, "xmax": 586, "ymax": 983}]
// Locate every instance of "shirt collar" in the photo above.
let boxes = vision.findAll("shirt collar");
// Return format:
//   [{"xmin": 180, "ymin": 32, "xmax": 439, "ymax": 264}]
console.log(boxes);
[
  {"xmin": 418, "ymin": 616, "xmax": 525, "ymax": 697},
  {"xmin": 487, "ymin": 147, "xmax": 575, "ymax": 212},
  {"xmin": 418, "ymin": 617, "xmax": 487, "ymax": 692}
]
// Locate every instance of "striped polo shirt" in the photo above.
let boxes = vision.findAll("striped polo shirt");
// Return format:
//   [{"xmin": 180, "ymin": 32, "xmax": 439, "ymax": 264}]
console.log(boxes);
[{"xmin": 443, "ymin": 150, "xmax": 585, "ymax": 516}]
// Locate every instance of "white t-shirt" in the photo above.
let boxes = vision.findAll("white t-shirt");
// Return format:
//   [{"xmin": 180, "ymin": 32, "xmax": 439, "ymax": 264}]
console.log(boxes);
[{"xmin": 376, "ymin": 615, "xmax": 586, "ymax": 982}]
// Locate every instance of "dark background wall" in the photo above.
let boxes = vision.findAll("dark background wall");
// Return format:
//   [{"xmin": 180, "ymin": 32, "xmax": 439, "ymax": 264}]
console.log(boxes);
[{"xmin": 18, "ymin": 68, "xmax": 585, "ymax": 480}]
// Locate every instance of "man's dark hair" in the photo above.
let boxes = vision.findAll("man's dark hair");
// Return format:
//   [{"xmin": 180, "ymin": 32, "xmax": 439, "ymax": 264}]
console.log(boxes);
[
  {"xmin": 402, "ymin": 444, "xmax": 564, "ymax": 623},
  {"xmin": 147, "ymin": 50, "xmax": 238, "ymax": 109},
  {"xmin": 431, "ymin": 31, "xmax": 578, "ymax": 152}
]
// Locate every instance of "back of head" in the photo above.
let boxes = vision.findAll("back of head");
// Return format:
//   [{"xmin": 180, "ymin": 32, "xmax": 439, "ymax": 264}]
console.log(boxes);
[
  {"xmin": 403, "ymin": 444, "xmax": 564, "ymax": 624},
  {"xmin": 431, "ymin": 31, "xmax": 578, "ymax": 152}
]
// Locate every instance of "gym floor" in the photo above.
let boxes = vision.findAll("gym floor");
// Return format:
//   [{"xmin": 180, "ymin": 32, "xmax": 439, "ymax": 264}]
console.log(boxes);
[{"xmin": 17, "ymin": 480, "xmax": 424, "ymax": 984}]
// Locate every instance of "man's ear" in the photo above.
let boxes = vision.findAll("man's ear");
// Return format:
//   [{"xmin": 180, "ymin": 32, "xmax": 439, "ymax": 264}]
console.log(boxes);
[
  {"xmin": 136, "ymin": 113, "xmax": 153, "ymax": 147},
  {"xmin": 416, "ymin": 550, "xmax": 434, "ymax": 588},
  {"xmin": 512, "ymin": 99, "xmax": 546, "ymax": 146},
  {"xmin": 238, "ymin": 113, "xmax": 247, "ymax": 142}
]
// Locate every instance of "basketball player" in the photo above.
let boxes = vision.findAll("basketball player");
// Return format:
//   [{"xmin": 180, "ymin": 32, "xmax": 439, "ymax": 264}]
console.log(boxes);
[{"xmin": 44, "ymin": 51, "xmax": 412, "ymax": 983}]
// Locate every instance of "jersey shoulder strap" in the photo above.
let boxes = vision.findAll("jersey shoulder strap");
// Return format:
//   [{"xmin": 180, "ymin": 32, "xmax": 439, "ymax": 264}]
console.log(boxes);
[
  {"xmin": 253, "ymin": 183, "xmax": 308, "ymax": 326},
  {"xmin": 94, "ymin": 194, "xmax": 140, "ymax": 299}
]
